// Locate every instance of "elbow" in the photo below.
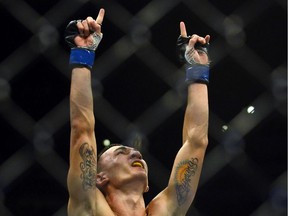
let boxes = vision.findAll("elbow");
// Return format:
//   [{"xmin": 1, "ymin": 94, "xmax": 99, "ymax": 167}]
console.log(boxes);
[
  {"xmin": 188, "ymin": 136, "xmax": 208, "ymax": 149},
  {"xmin": 70, "ymin": 117, "xmax": 95, "ymax": 135},
  {"xmin": 185, "ymin": 128, "xmax": 209, "ymax": 149},
  {"xmin": 199, "ymin": 135, "xmax": 209, "ymax": 148}
]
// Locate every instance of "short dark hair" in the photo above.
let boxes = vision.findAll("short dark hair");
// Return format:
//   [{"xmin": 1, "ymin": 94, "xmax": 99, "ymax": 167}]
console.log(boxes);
[{"xmin": 97, "ymin": 143, "xmax": 122, "ymax": 161}]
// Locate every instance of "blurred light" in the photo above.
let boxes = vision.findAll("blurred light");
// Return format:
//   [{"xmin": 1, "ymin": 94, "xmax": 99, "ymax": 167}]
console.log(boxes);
[
  {"xmin": 103, "ymin": 139, "xmax": 111, "ymax": 147},
  {"xmin": 223, "ymin": 15, "xmax": 246, "ymax": 48},
  {"xmin": 39, "ymin": 24, "xmax": 58, "ymax": 46},
  {"xmin": 247, "ymin": 106, "xmax": 255, "ymax": 114},
  {"xmin": 32, "ymin": 22, "xmax": 59, "ymax": 52},
  {"xmin": 130, "ymin": 20, "xmax": 151, "ymax": 45},
  {"xmin": 222, "ymin": 125, "xmax": 228, "ymax": 132}
]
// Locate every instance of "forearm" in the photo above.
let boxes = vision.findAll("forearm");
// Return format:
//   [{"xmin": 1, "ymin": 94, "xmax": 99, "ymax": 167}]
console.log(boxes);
[
  {"xmin": 183, "ymin": 83, "xmax": 209, "ymax": 147},
  {"xmin": 70, "ymin": 67, "xmax": 95, "ymax": 134}
]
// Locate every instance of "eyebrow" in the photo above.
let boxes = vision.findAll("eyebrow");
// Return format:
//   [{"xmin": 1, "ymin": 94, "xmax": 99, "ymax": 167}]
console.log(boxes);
[{"xmin": 114, "ymin": 146, "xmax": 129, "ymax": 153}]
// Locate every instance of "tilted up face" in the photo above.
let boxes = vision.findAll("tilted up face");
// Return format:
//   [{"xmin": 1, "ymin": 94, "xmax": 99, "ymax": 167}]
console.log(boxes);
[{"xmin": 97, "ymin": 145, "xmax": 148, "ymax": 192}]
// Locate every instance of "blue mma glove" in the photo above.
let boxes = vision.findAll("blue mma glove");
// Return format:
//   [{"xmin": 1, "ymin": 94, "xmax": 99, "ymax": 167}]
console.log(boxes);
[
  {"xmin": 65, "ymin": 20, "xmax": 102, "ymax": 69},
  {"xmin": 176, "ymin": 35, "xmax": 210, "ymax": 85}
]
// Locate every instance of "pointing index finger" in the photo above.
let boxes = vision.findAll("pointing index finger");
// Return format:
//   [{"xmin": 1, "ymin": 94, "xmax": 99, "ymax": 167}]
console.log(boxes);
[
  {"xmin": 180, "ymin": 21, "xmax": 187, "ymax": 37},
  {"xmin": 95, "ymin": 8, "xmax": 105, "ymax": 25}
]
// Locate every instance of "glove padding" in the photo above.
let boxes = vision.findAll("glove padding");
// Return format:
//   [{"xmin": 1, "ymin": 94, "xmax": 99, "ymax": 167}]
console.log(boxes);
[
  {"xmin": 176, "ymin": 35, "xmax": 209, "ymax": 64},
  {"xmin": 64, "ymin": 20, "xmax": 102, "ymax": 51},
  {"xmin": 65, "ymin": 20, "xmax": 80, "ymax": 48}
]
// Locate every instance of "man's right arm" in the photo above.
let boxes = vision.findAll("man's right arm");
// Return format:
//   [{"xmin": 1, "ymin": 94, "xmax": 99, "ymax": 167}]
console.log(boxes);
[
  {"xmin": 68, "ymin": 66, "xmax": 97, "ymax": 215},
  {"xmin": 66, "ymin": 9, "xmax": 105, "ymax": 215}
]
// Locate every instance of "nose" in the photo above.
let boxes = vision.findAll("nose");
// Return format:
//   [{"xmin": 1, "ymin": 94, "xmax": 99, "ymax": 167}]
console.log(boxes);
[{"xmin": 130, "ymin": 150, "xmax": 142, "ymax": 160}]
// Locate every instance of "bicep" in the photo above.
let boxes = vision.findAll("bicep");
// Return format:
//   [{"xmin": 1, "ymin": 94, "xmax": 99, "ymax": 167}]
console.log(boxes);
[
  {"xmin": 67, "ymin": 131, "xmax": 97, "ymax": 212},
  {"xmin": 164, "ymin": 142, "xmax": 207, "ymax": 213}
]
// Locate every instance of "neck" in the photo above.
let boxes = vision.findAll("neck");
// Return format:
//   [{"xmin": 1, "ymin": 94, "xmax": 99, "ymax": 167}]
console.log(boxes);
[{"xmin": 105, "ymin": 186, "xmax": 146, "ymax": 216}]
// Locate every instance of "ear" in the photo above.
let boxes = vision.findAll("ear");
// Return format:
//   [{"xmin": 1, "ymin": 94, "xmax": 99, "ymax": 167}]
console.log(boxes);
[
  {"xmin": 96, "ymin": 172, "xmax": 109, "ymax": 188},
  {"xmin": 144, "ymin": 185, "xmax": 149, "ymax": 193}
]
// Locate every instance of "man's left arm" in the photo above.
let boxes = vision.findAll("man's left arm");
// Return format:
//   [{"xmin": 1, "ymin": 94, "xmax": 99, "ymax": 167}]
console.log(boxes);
[{"xmin": 150, "ymin": 22, "xmax": 210, "ymax": 215}]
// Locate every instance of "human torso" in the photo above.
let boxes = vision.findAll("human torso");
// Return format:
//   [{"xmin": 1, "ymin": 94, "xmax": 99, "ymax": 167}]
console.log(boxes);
[{"xmin": 95, "ymin": 192, "xmax": 181, "ymax": 216}]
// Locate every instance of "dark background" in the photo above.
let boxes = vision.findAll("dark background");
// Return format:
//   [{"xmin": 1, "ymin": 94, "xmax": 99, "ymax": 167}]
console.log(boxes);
[{"xmin": 0, "ymin": 0, "xmax": 287, "ymax": 215}]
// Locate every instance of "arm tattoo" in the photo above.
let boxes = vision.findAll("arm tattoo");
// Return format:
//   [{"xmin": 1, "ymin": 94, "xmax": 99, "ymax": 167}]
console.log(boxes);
[
  {"xmin": 174, "ymin": 158, "xmax": 198, "ymax": 206},
  {"xmin": 79, "ymin": 143, "xmax": 96, "ymax": 191}
]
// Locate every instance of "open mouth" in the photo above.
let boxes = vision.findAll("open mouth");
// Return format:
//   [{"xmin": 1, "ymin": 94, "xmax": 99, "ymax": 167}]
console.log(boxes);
[{"xmin": 132, "ymin": 161, "xmax": 144, "ymax": 169}]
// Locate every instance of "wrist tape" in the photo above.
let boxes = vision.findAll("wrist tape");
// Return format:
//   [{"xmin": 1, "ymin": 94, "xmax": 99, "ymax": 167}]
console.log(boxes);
[
  {"xmin": 69, "ymin": 48, "xmax": 95, "ymax": 69},
  {"xmin": 186, "ymin": 64, "xmax": 209, "ymax": 85}
]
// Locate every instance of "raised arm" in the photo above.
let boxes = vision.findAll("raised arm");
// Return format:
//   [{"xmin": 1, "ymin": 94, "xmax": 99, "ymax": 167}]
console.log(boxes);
[
  {"xmin": 65, "ymin": 9, "xmax": 105, "ymax": 216},
  {"xmin": 149, "ymin": 22, "xmax": 210, "ymax": 215}
]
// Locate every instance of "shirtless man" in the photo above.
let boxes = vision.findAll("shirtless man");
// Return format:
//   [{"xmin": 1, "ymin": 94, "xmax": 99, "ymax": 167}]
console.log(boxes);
[{"xmin": 66, "ymin": 8, "xmax": 210, "ymax": 216}]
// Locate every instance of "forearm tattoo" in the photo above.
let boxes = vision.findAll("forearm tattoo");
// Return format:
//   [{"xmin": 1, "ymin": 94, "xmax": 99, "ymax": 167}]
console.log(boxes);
[
  {"xmin": 174, "ymin": 158, "xmax": 198, "ymax": 206},
  {"xmin": 79, "ymin": 143, "xmax": 96, "ymax": 191}
]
